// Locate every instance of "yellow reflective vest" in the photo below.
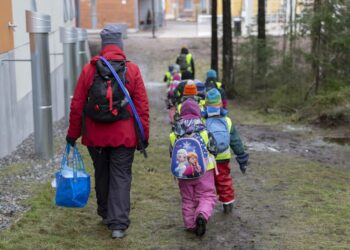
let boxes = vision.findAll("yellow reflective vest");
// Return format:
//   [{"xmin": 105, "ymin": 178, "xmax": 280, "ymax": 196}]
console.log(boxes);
[
  {"xmin": 165, "ymin": 71, "xmax": 172, "ymax": 84},
  {"xmin": 186, "ymin": 53, "xmax": 193, "ymax": 73},
  {"xmin": 169, "ymin": 130, "xmax": 216, "ymax": 170}
]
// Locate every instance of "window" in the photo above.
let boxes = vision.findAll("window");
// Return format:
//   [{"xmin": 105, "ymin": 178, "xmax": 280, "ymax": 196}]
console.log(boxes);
[
  {"xmin": 200, "ymin": 0, "xmax": 207, "ymax": 13},
  {"xmin": 184, "ymin": 0, "xmax": 193, "ymax": 10}
]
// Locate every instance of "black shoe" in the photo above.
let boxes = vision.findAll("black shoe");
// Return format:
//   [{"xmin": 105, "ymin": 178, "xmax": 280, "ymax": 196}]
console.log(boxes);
[
  {"xmin": 195, "ymin": 214, "xmax": 206, "ymax": 237},
  {"xmin": 223, "ymin": 203, "xmax": 233, "ymax": 214}
]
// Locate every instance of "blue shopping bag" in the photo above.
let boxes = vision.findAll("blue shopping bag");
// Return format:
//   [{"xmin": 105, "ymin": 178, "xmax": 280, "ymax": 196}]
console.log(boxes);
[{"xmin": 55, "ymin": 144, "xmax": 90, "ymax": 208}]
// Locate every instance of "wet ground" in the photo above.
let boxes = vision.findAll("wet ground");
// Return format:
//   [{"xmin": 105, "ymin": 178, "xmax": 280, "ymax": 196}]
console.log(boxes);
[
  {"xmin": 238, "ymin": 123, "xmax": 350, "ymax": 168},
  {"xmin": 119, "ymin": 36, "xmax": 350, "ymax": 249}
]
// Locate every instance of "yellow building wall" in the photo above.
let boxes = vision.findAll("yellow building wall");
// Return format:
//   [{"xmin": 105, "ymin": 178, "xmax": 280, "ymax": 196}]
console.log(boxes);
[
  {"xmin": 252, "ymin": 0, "xmax": 283, "ymax": 16},
  {"xmin": 218, "ymin": 0, "xmax": 242, "ymax": 17},
  {"xmin": 212, "ymin": 0, "xmax": 294, "ymax": 19},
  {"xmin": 267, "ymin": 0, "xmax": 281, "ymax": 15},
  {"xmin": 218, "ymin": 1, "xmax": 223, "ymax": 15},
  {"xmin": 232, "ymin": 0, "xmax": 243, "ymax": 16}
]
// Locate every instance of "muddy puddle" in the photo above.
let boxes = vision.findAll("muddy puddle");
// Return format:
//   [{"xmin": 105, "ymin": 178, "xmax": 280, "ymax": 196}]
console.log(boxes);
[
  {"xmin": 239, "ymin": 124, "xmax": 350, "ymax": 168},
  {"xmin": 323, "ymin": 137, "xmax": 350, "ymax": 146}
]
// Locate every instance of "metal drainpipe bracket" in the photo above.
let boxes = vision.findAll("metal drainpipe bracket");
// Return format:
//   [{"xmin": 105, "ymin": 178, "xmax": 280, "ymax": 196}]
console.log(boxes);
[{"xmin": 0, "ymin": 59, "xmax": 32, "ymax": 65}]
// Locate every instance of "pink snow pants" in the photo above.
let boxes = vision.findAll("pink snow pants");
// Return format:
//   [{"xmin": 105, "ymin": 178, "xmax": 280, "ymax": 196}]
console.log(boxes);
[{"xmin": 178, "ymin": 170, "xmax": 217, "ymax": 229}]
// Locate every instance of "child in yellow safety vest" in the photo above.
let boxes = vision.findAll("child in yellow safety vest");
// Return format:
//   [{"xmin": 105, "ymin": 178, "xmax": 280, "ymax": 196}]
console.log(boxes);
[
  {"xmin": 202, "ymin": 88, "xmax": 249, "ymax": 213},
  {"xmin": 173, "ymin": 81, "xmax": 205, "ymax": 123},
  {"xmin": 205, "ymin": 69, "xmax": 228, "ymax": 109},
  {"xmin": 163, "ymin": 64, "xmax": 174, "ymax": 86}
]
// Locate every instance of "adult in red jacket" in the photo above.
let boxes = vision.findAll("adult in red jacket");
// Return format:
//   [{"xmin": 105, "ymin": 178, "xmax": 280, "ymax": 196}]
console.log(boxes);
[{"xmin": 66, "ymin": 25, "xmax": 149, "ymax": 239}]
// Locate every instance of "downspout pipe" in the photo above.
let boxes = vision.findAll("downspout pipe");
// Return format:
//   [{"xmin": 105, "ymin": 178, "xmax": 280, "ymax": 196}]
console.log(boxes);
[
  {"xmin": 91, "ymin": 0, "xmax": 97, "ymax": 29},
  {"xmin": 76, "ymin": 28, "xmax": 88, "ymax": 75},
  {"xmin": 25, "ymin": 10, "xmax": 53, "ymax": 160},
  {"xmin": 60, "ymin": 27, "xmax": 78, "ymax": 127}
]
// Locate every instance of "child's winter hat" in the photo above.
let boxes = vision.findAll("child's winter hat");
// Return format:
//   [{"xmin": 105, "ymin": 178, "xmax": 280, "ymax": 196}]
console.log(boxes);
[
  {"xmin": 183, "ymin": 81, "xmax": 198, "ymax": 96},
  {"xmin": 194, "ymin": 80, "xmax": 206, "ymax": 93},
  {"xmin": 173, "ymin": 73, "xmax": 181, "ymax": 81},
  {"xmin": 172, "ymin": 64, "xmax": 180, "ymax": 73},
  {"xmin": 206, "ymin": 88, "xmax": 222, "ymax": 107},
  {"xmin": 180, "ymin": 99, "xmax": 201, "ymax": 120},
  {"xmin": 206, "ymin": 69, "xmax": 217, "ymax": 79},
  {"xmin": 100, "ymin": 24, "xmax": 123, "ymax": 50}
]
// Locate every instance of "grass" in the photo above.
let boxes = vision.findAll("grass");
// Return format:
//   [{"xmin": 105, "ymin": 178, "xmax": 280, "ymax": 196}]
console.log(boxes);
[
  {"xmin": 0, "ymin": 107, "xmax": 201, "ymax": 249},
  {"xmin": 1, "ymin": 85, "xmax": 350, "ymax": 249},
  {"xmin": 297, "ymin": 86, "xmax": 350, "ymax": 126},
  {"xmin": 228, "ymin": 100, "xmax": 293, "ymax": 125},
  {"xmin": 0, "ymin": 164, "xmax": 27, "ymax": 177}
]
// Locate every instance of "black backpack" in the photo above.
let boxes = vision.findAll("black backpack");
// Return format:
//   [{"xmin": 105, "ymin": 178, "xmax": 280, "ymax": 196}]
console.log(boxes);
[
  {"xmin": 84, "ymin": 60, "xmax": 130, "ymax": 122},
  {"xmin": 178, "ymin": 53, "xmax": 189, "ymax": 71}
]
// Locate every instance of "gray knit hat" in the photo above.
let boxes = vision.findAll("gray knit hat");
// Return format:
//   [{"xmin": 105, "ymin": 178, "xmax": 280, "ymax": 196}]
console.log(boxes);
[{"xmin": 100, "ymin": 24, "xmax": 123, "ymax": 50}]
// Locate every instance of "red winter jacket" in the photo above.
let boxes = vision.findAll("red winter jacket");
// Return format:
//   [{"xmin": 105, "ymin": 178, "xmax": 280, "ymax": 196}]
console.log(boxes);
[{"xmin": 67, "ymin": 45, "xmax": 149, "ymax": 148}]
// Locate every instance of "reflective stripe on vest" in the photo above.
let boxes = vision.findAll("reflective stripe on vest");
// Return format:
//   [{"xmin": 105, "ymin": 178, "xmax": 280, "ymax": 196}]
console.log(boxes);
[
  {"xmin": 207, "ymin": 116, "xmax": 232, "ymax": 161},
  {"xmin": 170, "ymin": 130, "xmax": 215, "ymax": 170},
  {"xmin": 186, "ymin": 53, "xmax": 193, "ymax": 73},
  {"xmin": 165, "ymin": 71, "xmax": 172, "ymax": 83}
]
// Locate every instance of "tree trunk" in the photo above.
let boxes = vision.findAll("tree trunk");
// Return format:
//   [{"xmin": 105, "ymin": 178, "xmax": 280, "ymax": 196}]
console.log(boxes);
[
  {"xmin": 289, "ymin": 0, "xmax": 293, "ymax": 53},
  {"xmin": 222, "ymin": 0, "xmax": 234, "ymax": 92},
  {"xmin": 311, "ymin": 0, "xmax": 321, "ymax": 94},
  {"xmin": 257, "ymin": 0, "xmax": 266, "ymax": 85},
  {"xmin": 282, "ymin": 0, "xmax": 287, "ymax": 57},
  {"xmin": 211, "ymin": 0, "xmax": 219, "ymax": 77},
  {"xmin": 152, "ymin": 0, "xmax": 156, "ymax": 38},
  {"xmin": 258, "ymin": 0, "xmax": 266, "ymax": 40}
]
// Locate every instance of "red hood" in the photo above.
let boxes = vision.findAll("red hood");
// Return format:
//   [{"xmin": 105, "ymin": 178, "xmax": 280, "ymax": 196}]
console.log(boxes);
[{"xmin": 90, "ymin": 45, "xmax": 126, "ymax": 65}]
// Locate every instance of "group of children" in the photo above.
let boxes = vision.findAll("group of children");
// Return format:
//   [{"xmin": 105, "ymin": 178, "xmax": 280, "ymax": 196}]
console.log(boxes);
[{"xmin": 164, "ymin": 62, "xmax": 249, "ymax": 237}]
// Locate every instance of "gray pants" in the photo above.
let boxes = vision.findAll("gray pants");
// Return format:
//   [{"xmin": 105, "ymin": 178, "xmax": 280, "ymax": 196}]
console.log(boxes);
[{"xmin": 88, "ymin": 146, "xmax": 135, "ymax": 230}]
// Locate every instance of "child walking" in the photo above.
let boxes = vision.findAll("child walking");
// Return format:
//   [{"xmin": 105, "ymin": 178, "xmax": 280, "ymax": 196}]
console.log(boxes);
[
  {"xmin": 169, "ymin": 98, "xmax": 217, "ymax": 236},
  {"xmin": 202, "ymin": 89, "xmax": 249, "ymax": 213}
]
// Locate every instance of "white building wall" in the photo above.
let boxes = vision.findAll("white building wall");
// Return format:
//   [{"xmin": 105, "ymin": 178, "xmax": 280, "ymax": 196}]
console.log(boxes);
[{"xmin": 0, "ymin": 0, "xmax": 76, "ymax": 158}]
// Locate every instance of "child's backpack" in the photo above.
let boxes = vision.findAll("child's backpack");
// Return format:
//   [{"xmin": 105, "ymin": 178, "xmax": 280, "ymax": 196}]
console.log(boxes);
[
  {"xmin": 178, "ymin": 54, "xmax": 189, "ymax": 72},
  {"xmin": 206, "ymin": 117, "xmax": 230, "ymax": 153},
  {"xmin": 84, "ymin": 59, "xmax": 129, "ymax": 123},
  {"xmin": 171, "ymin": 133, "xmax": 208, "ymax": 179}
]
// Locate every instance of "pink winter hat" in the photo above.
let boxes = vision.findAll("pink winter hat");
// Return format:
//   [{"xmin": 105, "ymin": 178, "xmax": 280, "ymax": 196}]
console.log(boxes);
[
  {"xmin": 180, "ymin": 99, "xmax": 201, "ymax": 120},
  {"xmin": 173, "ymin": 73, "xmax": 181, "ymax": 81}
]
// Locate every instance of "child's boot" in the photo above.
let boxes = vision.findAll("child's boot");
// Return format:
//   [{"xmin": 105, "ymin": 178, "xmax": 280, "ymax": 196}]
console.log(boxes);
[
  {"xmin": 223, "ymin": 203, "xmax": 233, "ymax": 214},
  {"xmin": 195, "ymin": 213, "xmax": 207, "ymax": 237}
]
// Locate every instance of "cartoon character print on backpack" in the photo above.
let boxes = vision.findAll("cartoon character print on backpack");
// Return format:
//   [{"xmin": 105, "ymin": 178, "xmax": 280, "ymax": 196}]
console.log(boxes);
[
  {"xmin": 206, "ymin": 117, "xmax": 230, "ymax": 153},
  {"xmin": 171, "ymin": 134, "xmax": 208, "ymax": 179},
  {"xmin": 85, "ymin": 60, "xmax": 130, "ymax": 123}
]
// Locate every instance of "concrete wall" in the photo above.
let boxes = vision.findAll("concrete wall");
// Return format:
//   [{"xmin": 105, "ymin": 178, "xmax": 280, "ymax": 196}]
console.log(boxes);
[{"xmin": 0, "ymin": 0, "xmax": 75, "ymax": 158}]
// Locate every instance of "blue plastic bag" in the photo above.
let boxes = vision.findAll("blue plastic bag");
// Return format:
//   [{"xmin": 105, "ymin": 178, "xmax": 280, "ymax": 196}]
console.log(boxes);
[{"xmin": 55, "ymin": 144, "xmax": 90, "ymax": 208}]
